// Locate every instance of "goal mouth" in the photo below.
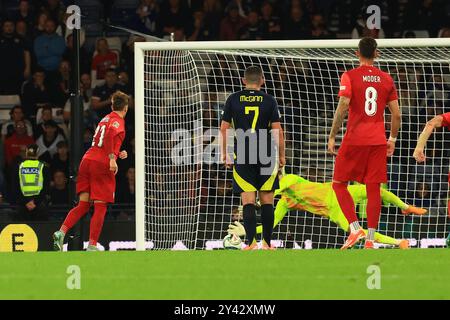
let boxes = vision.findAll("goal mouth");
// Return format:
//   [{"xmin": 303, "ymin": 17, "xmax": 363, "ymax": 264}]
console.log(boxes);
[{"xmin": 135, "ymin": 39, "xmax": 450, "ymax": 250}]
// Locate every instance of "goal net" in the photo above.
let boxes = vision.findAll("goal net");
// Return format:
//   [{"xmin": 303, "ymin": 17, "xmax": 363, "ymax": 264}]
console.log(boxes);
[{"xmin": 135, "ymin": 39, "xmax": 450, "ymax": 250}]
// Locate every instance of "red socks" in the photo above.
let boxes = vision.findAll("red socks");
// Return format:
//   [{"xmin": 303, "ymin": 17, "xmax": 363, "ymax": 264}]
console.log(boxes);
[
  {"xmin": 366, "ymin": 183, "xmax": 381, "ymax": 229},
  {"xmin": 89, "ymin": 202, "xmax": 108, "ymax": 246},
  {"xmin": 61, "ymin": 201, "xmax": 91, "ymax": 234},
  {"xmin": 332, "ymin": 182, "xmax": 358, "ymax": 224}
]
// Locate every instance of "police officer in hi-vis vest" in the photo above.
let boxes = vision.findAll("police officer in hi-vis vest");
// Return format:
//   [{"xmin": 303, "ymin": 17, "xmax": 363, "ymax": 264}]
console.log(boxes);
[{"xmin": 15, "ymin": 144, "xmax": 50, "ymax": 221}]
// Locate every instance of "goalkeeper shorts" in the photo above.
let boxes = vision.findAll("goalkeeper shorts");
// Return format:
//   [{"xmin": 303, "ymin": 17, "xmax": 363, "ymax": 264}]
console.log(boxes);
[
  {"xmin": 333, "ymin": 143, "xmax": 387, "ymax": 184},
  {"xmin": 232, "ymin": 163, "xmax": 279, "ymax": 194}
]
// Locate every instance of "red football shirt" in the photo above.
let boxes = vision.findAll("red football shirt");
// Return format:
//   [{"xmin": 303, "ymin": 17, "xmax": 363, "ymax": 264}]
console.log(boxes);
[
  {"xmin": 338, "ymin": 65, "xmax": 398, "ymax": 145},
  {"xmin": 83, "ymin": 112, "xmax": 125, "ymax": 166},
  {"xmin": 441, "ymin": 112, "xmax": 450, "ymax": 128}
]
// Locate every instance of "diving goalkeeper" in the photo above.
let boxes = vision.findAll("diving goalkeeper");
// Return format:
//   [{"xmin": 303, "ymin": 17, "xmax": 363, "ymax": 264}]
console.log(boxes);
[{"xmin": 228, "ymin": 174, "xmax": 427, "ymax": 249}]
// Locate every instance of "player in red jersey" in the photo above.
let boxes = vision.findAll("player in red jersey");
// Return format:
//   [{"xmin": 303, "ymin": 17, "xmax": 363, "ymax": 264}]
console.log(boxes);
[
  {"xmin": 53, "ymin": 91, "xmax": 130, "ymax": 251},
  {"xmin": 414, "ymin": 113, "xmax": 450, "ymax": 245},
  {"xmin": 327, "ymin": 37, "xmax": 401, "ymax": 250}
]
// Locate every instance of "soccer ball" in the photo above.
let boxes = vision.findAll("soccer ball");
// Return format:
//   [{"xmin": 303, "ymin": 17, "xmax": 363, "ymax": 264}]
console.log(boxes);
[{"xmin": 223, "ymin": 234, "xmax": 242, "ymax": 250}]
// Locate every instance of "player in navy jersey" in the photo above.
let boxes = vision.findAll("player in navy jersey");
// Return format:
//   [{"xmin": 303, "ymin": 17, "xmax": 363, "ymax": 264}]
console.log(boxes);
[{"xmin": 220, "ymin": 66, "xmax": 286, "ymax": 250}]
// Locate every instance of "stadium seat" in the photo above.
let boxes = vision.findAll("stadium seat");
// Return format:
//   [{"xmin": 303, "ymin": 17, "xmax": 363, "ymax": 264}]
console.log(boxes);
[{"xmin": 0, "ymin": 95, "xmax": 20, "ymax": 123}]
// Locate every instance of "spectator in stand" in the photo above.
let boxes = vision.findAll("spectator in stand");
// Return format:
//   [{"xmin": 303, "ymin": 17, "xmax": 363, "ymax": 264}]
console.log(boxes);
[
  {"xmin": 117, "ymin": 167, "xmax": 136, "ymax": 204},
  {"xmin": 36, "ymin": 120, "xmax": 65, "ymax": 163},
  {"xmin": 220, "ymin": 4, "xmax": 247, "ymax": 41},
  {"xmin": 62, "ymin": 33, "xmax": 90, "ymax": 75},
  {"xmin": 13, "ymin": 144, "xmax": 50, "ymax": 221},
  {"xmin": 21, "ymin": 68, "xmax": 51, "ymax": 120},
  {"xmin": 404, "ymin": 0, "xmax": 443, "ymax": 37},
  {"xmin": 91, "ymin": 68, "xmax": 128, "ymax": 121},
  {"xmin": 0, "ymin": 19, "xmax": 31, "ymax": 95},
  {"xmin": 120, "ymin": 35, "xmax": 146, "ymax": 83},
  {"xmin": 157, "ymin": 0, "xmax": 192, "ymax": 39},
  {"xmin": 1, "ymin": 106, "xmax": 33, "ymax": 141},
  {"xmin": 188, "ymin": 10, "xmax": 214, "ymax": 41},
  {"xmin": 118, "ymin": 136, "xmax": 135, "ymax": 179},
  {"xmin": 116, "ymin": 167, "xmax": 136, "ymax": 220},
  {"xmin": 33, "ymin": 11, "xmax": 48, "ymax": 38},
  {"xmin": 50, "ymin": 140, "xmax": 69, "ymax": 177},
  {"xmin": 56, "ymin": 12, "xmax": 86, "ymax": 47},
  {"xmin": 260, "ymin": 1, "xmax": 282, "ymax": 40},
  {"xmin": 239, "ymin": 10, "xmax": 263, "ymax": 40},
  {"xmin": 283, "ymin": 4, "xmax": 311, "ymax": 39},
  {"xmin": 34, "ymin": 18, "xmax": 66, "ymax": 73},
  {"xmin": 91, "ymin": 38, "xmax": 118, "ymax": 82},
  {"xmin": 49, "ymin": 169, "xmax": 69, "ymax": 205},
  {"xmin": 16, "ymin": 20, "xmax": 33, "ymax": 51},
  {"xmin": 35, "ymin": 104, "xmax": 67, "ymax": 139},
  {"xmin": 311, "ymin": 13, "xmax": 335, "ymax": 39},
  {"xmin": 51, "ymin": 60, "xmax": 71, "ymax": 108},
  {"xmin": 4, "ymin": 120, "xmax": 35, "ymax": 168},
  {"xmin": 82, "ymin": 127, "xmax": 94, "ymax": 153},
  {"xmin": 438, "ymin": 27, "xmax": 450, "ymax": 38},
  {"xmin": 64, "ymin": 73, "xmax": 95, "ymax": 128},
  {"xmin": 351, "ymin": 12, "xmax": 385, "ymax": 39},
  {"xmin": 134, "ymin": 0, "xmax": 159, "ymax": 36},
  {"xmin": 13, "ymin": 0, "xmax": 35, "ymax": 31},
  {"xmin": 42, "ymin": 0, "xmax": 66, "ymax": 25},
  {"xmin": 202, "ymin": 0, "xmax": 223, "ymax": 40}
]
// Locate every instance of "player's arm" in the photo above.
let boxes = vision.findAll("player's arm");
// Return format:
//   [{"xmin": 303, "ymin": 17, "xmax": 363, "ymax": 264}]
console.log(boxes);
[
  {"xmin": 104, "ymin": 124, "xmax": 122, "ymax": 175},
  {"xmin": 413, "ymin": 115, "xmax": 444, "ymax": 163},
  {"xmin": 271, "ymin": 98, "xmax": 285, "ymax": 168},
  {"xmin": 387, "ymin": 100, "xmax": 401, "ymax": 157},
  {"xmin": 328, "ymin": 96, "xmax": 350, "ymax": 155},
  {"xmin": 220, "ymin": 120, "xmax": 232, "ymax": 168},
  {"xmin": 272, "ymin": 122, "xmax": 285, "ymax": 168},
  {"xmin": 220, "ymin": 96, "xmax": 233, "ymax": 168}
]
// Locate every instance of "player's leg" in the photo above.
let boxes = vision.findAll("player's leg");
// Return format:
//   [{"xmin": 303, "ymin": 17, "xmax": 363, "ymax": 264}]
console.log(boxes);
[
  {"xmin": 361, "ymin": 228, "xmax": 409, "ymax": 249},
  {"xmin": 365, "ymin": 182, "xmax": 382, "ymax": 247},
  {"xmin": 364, "ymin": 145, "xmax": 388, "ymax": 248},
  {"xmin": 257, "ymin": 161, "xmax": 279, "ymax": 250},
  {"xmin": 259, "ymin": 191, "xmax": 275, "ymax": 249},
  {"xmin": 53, "ymin": 192, "xmax": 91, "ymax": 251},
  {"xmin": 87, "ymin": 165, "xmax": 116, "ymax": 251},
  {"xmin": 241, "ymin": 191, "xmax": 257, "ymax": 249},
  {"xmin": 53, "ymin": 159, "xmax": 92, "ymax": 251},
  {"xmin": 233, "ymin": 164, "xmax": 258, "ymax": 249},
  {"xmin": 332, "ymin": 144, "xmax": 364, "ymax": 229},
  {"xmin": 380, "ymin": 188, "xmax": 427, "ymax": 215},
  {"xmin": 87, "ymin": 200, "xmax": 108, "ymax": 251}
]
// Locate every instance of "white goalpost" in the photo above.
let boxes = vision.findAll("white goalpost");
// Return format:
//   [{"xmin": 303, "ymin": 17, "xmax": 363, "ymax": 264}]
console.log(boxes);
[{"xmin": 135, "ymin": 39, "xmax": 450, "ymax": 251}]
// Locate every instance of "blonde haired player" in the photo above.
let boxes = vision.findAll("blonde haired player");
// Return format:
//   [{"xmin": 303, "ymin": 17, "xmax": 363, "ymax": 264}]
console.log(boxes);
[{"xmin": 53, "ymin": 91, "xmax": 130, "ymax": 251}]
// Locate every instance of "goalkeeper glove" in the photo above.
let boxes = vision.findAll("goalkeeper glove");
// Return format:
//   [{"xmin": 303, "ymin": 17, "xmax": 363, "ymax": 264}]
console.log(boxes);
[{"xmin": 227, "ymin": 221, "xmax": 246, "ymax": 237}]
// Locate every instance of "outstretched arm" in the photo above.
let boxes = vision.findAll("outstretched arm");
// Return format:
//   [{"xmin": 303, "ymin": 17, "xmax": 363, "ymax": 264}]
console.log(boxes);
[
  {"xmin": 414, "ymin": 115, "xmax": 444, "ymax": 163},
  {"xmin": 328, "ymin": 96, "xmax": 350, "ymax": 155},
  {"xmin": 387, "ymin": 100, "xmax": 401, "ymax": 157}
]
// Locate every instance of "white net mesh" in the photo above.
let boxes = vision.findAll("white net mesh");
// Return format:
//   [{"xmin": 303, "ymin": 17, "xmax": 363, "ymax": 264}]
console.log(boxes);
[{"xmin": 139, "ymin": 42, "xmax": 450, "ymax": 250}]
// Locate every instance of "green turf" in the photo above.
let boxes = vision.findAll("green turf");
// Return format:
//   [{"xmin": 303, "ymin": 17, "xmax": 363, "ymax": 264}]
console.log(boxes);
[{"xmin": 0, "ymin": 249, "xmax": 449, "ymax": 300}]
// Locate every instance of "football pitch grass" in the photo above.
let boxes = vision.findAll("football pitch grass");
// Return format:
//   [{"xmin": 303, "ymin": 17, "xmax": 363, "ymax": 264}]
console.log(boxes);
[{"xmin": 0, "ymin": 249, "xmax": 449, "ymax": 300}]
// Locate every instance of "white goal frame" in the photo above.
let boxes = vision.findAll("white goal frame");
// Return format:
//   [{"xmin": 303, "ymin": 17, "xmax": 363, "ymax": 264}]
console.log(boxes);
[{"xmin": 134, "ymin": 38, "xmax": 450, "ymax": 251}]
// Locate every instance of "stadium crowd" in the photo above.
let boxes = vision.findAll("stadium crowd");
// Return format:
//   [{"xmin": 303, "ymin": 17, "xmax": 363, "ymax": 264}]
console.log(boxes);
[{"xmin": 0, "ymin": 0, "xmax": 449, "ymax": 222}]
